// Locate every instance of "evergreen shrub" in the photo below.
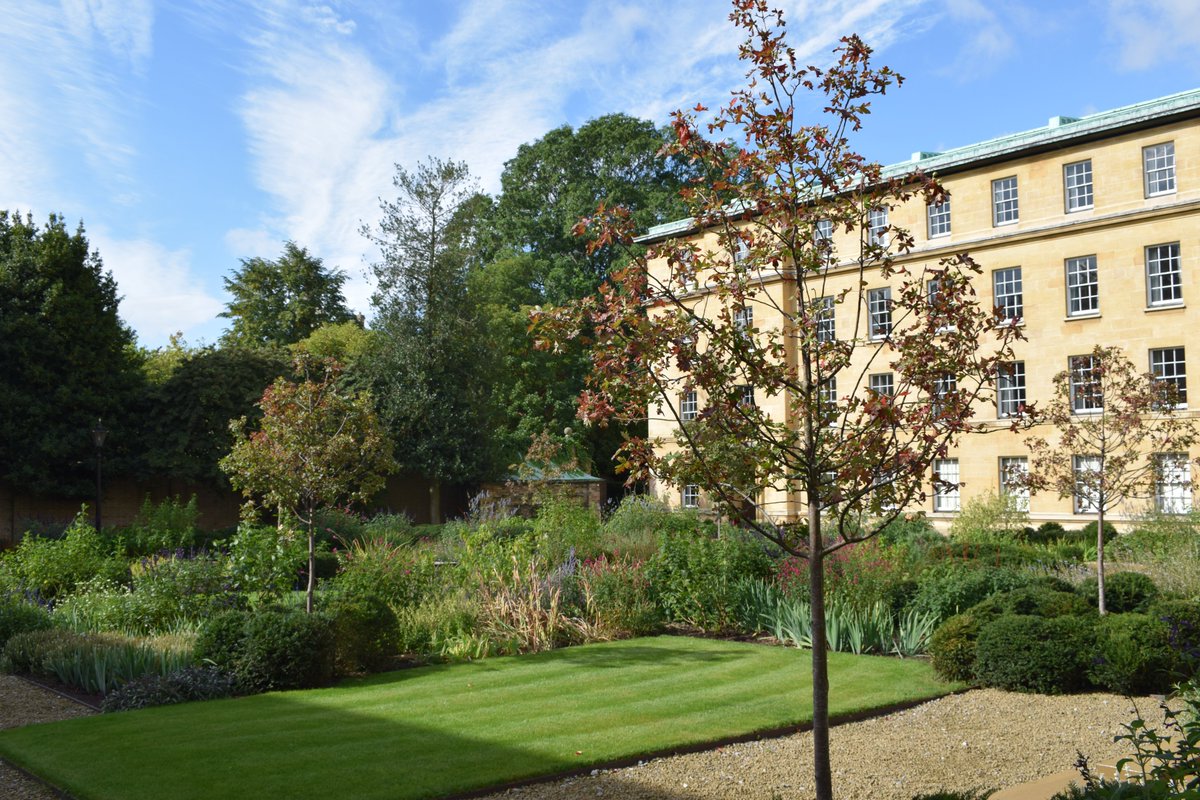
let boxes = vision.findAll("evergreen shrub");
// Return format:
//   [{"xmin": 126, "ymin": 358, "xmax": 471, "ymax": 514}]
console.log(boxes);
[
  {"xmin": 1078, "ymin": 571, "xmax": 1159, "ymax": 613},
  {"xmin": 1088, "ymin": 612, "xmax": 1174, "ymax": 695},
  {"xmin": 974, "ymin": 614, "xmax": 1093, "ymax": 693}
]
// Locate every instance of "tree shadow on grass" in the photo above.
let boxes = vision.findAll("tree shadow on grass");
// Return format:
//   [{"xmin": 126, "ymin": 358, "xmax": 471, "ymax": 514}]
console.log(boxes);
[
  {"xmin": 0, "ymin": 689, "xmax": 707, "ymax": 800},
  {"xmin": 532, "ymin": 636, "xmax": 756, "ymax": 670}
]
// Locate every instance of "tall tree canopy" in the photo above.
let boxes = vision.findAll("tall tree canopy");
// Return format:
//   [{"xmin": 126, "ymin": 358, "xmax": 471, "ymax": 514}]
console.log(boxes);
[
  {"xmin": 140, "ymin": 345, "xmax": 291, "ymax": 487},
  {"xmin": 363, "ymin": 158, "xmax": 502, "ymax": 517},
  {"xmin": 0, "ymin": 212, "xmax": 143, "ymax": 496},
  {"xmin": 220, "ymin": 242, "xmax": 352, "ymax": 348},
  {"xmin": 492, "ymin": 113, "xmax": 700, "ymax": 304}
]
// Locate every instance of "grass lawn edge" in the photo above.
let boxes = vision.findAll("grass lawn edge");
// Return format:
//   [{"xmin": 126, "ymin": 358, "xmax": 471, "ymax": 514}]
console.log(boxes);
[{"xmin": 440, "ymin": 683, "xmax": 966, "ymax": 800}]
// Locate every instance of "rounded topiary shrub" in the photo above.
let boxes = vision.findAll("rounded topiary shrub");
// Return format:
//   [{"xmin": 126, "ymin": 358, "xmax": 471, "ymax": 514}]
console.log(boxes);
[
  {"xmin": 236, "ymin": 609, "xmax": 335, "ymax": 693},
  {"xmin": 1078, "ymin": 571, "xmax": 1159, "ymax": 614},
  {"xmin": 974, "ymin": 614, "xmax": 1093, "ymax": 693},
  {"xmin": 929, "ymin": 613, "xmax": 982, "ymax": 682},
  {"xmin": 324, "ymin": 592, "xmax": 399, "ymax": 674},
  {"xmin": 1079, "ymin": 520, "xmax": 1118, "ymax": 545},
  {"xmin": 194, "ymin": 608, "xmax": 252, "ymax": 671},
  {"xmin": 1025, "ymin": 521, "xmax": 1066, "ymax": 545},
  {"xmin": 1150, "ymin": 599, "xmax": 1200, "ymax": 667},
  {"xmin": 1088, "ymin": 612, "xmax": 1175, "ymax": 695}
]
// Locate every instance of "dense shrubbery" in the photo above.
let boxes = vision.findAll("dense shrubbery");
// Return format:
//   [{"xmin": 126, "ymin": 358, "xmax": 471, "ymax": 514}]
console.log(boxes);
[
  {"xmin": 1078, "ymin": 571, "xmax": 1159, "ymax": 613},
  {"xmin": 647, "ymin": 528, "xmax": 773, "ymax": 631},
  {"xmin": 974, "ymin": 614, "xmax": 1094, "ymax": 693},
  {"xmin": 0, "ymin": 594, "xmax": 52, "ymax": 650},
  {"xmin": 6, "ymin": 486, "xmax": 1196, "ymax": 706},
  {"xmin": 195, "ymin": 608, "xmax": 335, "ymax": 692}
]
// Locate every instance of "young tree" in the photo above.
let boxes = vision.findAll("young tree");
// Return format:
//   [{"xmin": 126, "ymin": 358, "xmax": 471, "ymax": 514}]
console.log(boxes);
[
  {"xmin": 1022, "ymin": 345, "xmax": 1198, "ymax": 614},
  {"xmin": 537, "ymin": 4, "xmax": 1025, "ymax": 798},
  {"xmin": 221, "ymin": 361, "xmax": 396, "ymax": 613},
  {"xmin": 220, "ymin": 242, "xmax": 353, "ymax": 348},
  {"xmin": 363, "ymin": 158, "xmax": 502, "ymax": 521}
]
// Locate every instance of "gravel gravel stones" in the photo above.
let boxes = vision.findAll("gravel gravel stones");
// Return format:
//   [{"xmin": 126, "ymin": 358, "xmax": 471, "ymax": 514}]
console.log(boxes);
[
  {"xmin": 484, "ymin": 690, "xmax": 1169, "ymax": 800},
  {"xmin": 0, "ymin": 675, "xmax": 95, "ymax": 800}
]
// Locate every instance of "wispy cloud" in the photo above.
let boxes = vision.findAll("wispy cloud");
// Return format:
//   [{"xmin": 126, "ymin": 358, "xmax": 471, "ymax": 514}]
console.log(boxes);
[
  {"xmin": 231, "ymin": 0, "xmax": 927, "ymax": 319},
  {"xmin": 1106, "ymin": 0, "xmax": 1200, "ymax": 71},
  {"xmin": 92, "ymin": 232, "xmax": 225, "ymax": 345}
]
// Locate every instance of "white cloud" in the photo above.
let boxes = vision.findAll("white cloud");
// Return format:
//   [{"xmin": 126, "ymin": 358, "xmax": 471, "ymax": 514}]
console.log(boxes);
[
  {"xmin": 1106, "ymin": 0, "xmax": 1200, "ymax": 71},
  {"xmin": 91, "ymin": 233, "xmax": 225, "ymax": 347},
  {"xmin": 228, "ymin": 0, "xmax": 930, "ymax": 324},
  {"xmin": 60, "ymin": 0, "xmax": 155, "ymax": 67}
]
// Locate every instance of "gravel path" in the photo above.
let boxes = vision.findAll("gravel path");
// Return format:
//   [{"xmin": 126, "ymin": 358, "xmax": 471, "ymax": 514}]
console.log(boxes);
[
  {"xmin": 0, "ymin": 677, "xmax": 1167, "ymax": 800},
  {"xmin": 0, "ymin": 675, "xmax": 95, "ymax": 800},
  {"xmin": 483, "ymin": 690, "xmax": 1169, "ymax": 800}
]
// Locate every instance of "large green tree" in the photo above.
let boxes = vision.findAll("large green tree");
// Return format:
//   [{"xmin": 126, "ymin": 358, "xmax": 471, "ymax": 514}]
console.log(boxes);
[
  {"xmin": 363, "ymin": 158, "xmax": 501, "ymax": 520},
  {"xmin": 479, "ymin": 115, "xmax": 702, "ymax": 479},
  {"xmin": 220, "ymin": 242, "xmax": 353, "ymax": 348},
  {"xmin": 492, "ymin": 113, "xmax": 699, "ymax": 305},
  {"xmin": 0, "ymin": 212, "xmax": 143, "ymax": 496}
]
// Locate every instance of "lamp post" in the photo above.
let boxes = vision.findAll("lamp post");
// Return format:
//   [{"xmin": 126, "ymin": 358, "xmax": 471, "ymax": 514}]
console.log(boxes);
[{"xmin": 91, "ymin": 419, "xmax": 107, "ymax": 531}]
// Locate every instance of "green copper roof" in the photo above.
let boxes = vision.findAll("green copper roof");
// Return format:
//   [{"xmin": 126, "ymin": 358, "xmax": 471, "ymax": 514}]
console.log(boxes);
[{"xmin": 640, "ymin": 88, "xmax": 1200, "ymax": 242}]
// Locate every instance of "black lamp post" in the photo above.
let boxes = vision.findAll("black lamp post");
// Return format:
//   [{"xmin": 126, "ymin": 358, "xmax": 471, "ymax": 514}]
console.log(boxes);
[{"xmin": 91, "ymin": 419, "xmax": 107, "ymax": 531}]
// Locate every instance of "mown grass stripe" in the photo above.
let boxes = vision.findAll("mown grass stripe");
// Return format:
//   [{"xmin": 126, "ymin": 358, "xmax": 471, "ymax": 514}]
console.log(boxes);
[{"xmin": 0, "ymin": 636, "xmax": 952, "ymax": 800}]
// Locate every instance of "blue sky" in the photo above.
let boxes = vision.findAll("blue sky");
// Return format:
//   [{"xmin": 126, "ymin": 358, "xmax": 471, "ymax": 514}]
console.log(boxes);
[{"xmin": 3, "ymin": 0, "xmax": 1199, "ymax": 348}]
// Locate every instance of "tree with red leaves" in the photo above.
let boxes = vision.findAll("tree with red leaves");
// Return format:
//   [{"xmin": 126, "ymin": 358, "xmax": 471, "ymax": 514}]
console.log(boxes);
[
  {"xmin": 221, "ymin": 360, "xmax": 396, "ymax": 614},
  {"xmin": 536, "ymin": 3, "xmax": 1026, "ymax": 796}
]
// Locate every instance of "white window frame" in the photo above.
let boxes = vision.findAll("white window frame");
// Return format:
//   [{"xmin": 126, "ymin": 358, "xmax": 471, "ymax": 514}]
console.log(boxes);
[
  {"xmin": 818, "ymin": 376, "xmax": 838, "ymax": 427},
  {"xmin": 737, "ymin": 384, "xmax": 755, "ymax": 407},
  {"xmin": 999, "ymin": 456, "xmax": 1030, "ymax": 512},
  {"xmin": 1063, "ymin": 160, "xmax": 1094, "ymax": 212},
  {"xmin": 1156, "ymin": 453, "xmax": 1193, "ymax": 514},
  {"xmin": 1069, "ymin": 355, "xmax": 1103, "ymax": 413},
  {"xmin": 815, "ymin": 296, "xmax": 835, "ymax": 343},
  {"xmin": 1073, "ymin": 454, "xmax": 1101, "ymax": 514},
  {"xmin": 682, "ymin": 484, "xmax": 700, "ymax": 509},
  {"xmin": 1150, "ymin": 347, "xmax": 1187, "ymax": 408},
  {"xmin": 1144, "ymin": 142, "xmax": 1176, "ymax": 197},
  {"xmin": 996, "ymin": 361, "xmax": 1026, "ymax": 419},
  {"xmin": 992, "ymin": 176, "xmax": 1019, "ymax": 226},
  {"xmin": 869, "ymin": 373, "xmax": 894, "ymax": 398},
  {"xmin": 993, "ymin": 266, "xmax": 1023, "ymax": 323},
  {"xmin": 815, "ymin": 219, "xmax": 833, "ymax": 265},
  {"xmin": 868, "ymin": 287, "xmax": 892, "ymax": 339},
  {"xmin": 680, "ymin": 390, "xmax": 698, "ymax": 422},
  {"xmin": 1146, "ymin": 243, "xmax": 1182, "ymax": 307},
  {"xmin": 734, "ymin": 305, "xmax": 753, "ymax": 333},
  {"xmin": 933, "ymin": 373, "xmax": 956, "ymax": 417},
  {"xmin": 868, "ymin": 207, "xmax": 889, "ymax": 247},
  {"xmin": 927, "ymin": 198, "xmax": 951, "ymax": 238},
  {"xmin": 1066, "ymin": 255, "xmax": 1099, "ymax": 317},
  {"xmin": 933, "ymin": 458, "xmax": 960, "ymax": 512}
]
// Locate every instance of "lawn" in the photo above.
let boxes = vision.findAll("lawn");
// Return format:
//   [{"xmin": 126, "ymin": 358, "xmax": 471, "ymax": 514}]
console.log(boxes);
[{"xmin": 0, "ymin": 636, "xmax": 953, "ymax": 800}]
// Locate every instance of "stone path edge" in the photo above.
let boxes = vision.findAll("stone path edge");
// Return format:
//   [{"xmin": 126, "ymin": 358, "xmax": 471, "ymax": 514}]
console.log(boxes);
[{"xmin": 444, "ymin": 689, "xmax": 968, "ymax": 800}]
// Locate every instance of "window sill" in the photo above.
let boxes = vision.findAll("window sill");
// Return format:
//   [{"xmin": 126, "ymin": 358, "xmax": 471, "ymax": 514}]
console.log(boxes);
[
  {"xmin": 996, "ymin": 318, "xmax": 1024, "ymax": 328},
  {"xmin": 1146, "ymin": 303, "xmax": 1185, "ymax": 313},
  {"xmin": 1071, "ymin": 409, "xmax": 1104, "ymax": 416},
  {"xmin": 1066, "ymin": 205, "xmax": 1094, "ymax": 214},
  {"xmin": 993, "ymin": 219, "xmax": 1019, "ymax": 228},
  {"xmin": 1146, "ymin": 190, "xmax": 1177, "ymax": 199},
  {"xmin": 1065, "ymin": 312, "xmax": 1101, "ymax": 321}
]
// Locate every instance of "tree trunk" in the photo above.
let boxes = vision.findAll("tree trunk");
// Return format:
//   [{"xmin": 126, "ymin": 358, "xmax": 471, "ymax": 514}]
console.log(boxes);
[
  {"xmin": 1095, "ymin": 506, "xmax": 1106, "ymax": 616},
  {"xmin": 429, "ymin": 481, "xmax": 442, "ymax": 525},
  {"xmin": 306, "ymin": 513, "xmax": 316, "ymax": 614},
  {"xmin": 808, "ymin": 503, "xmax": 833, "ymax": 800}
]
